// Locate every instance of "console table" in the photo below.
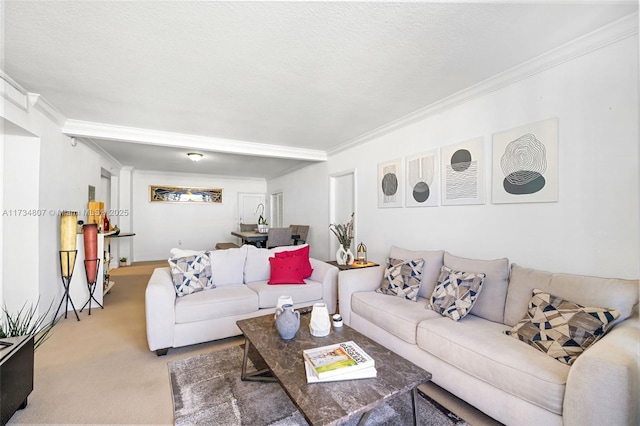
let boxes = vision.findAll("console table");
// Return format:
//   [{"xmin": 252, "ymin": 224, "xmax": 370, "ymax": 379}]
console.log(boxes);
[{"xmin": 0, "ymin": 335, "xmax": 34, "ymax": 425}]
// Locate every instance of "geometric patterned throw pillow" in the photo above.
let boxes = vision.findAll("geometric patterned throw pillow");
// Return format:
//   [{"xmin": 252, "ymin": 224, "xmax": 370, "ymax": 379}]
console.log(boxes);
[
  {"xmin": 506, "ymin": 289, "xmax": 620, "ymax": 365},
  {"xmin": 168, "ymin": 251, "xmax": 215, "ymax": 297},
  {"xmin": 376, "ymin": 257, "xmax": 425, "ymax": 302},
  {"xmin": 426, "ymin": 265, "xmax": 486, "ymax": 321}
]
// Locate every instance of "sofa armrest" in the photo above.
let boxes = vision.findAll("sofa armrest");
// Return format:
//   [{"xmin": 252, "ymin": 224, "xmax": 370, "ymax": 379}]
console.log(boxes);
[
  {"xmin": 563, "ymin": 314, "xmax": 639, "ymax": 426},
  {"xmin": 309, "ymin": 258, "xmax": 339, "ymax": 315},
  {"xmin": 145, "ymin": 267, "xmax": 176, "ymax": 352},
  {"xmin": 337, "ymin": 265, "xmax": 384, "ymax": 326}
]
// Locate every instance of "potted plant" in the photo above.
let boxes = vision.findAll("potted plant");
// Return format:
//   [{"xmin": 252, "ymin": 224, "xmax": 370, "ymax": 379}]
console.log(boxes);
[
  {"xmin": 255, "ymin": 203, "xmax": 269, "ymax": 233},
  {"xmin": 329, "ymin": 213, "xmax": 355, "ymax": 265},
  {"xmin": 0, "ymin": 299, "xmax": 56, "ymax": 350},
  {"xmin": 119, "ymin": 257, "xmax": 127, "ymax": 267}
]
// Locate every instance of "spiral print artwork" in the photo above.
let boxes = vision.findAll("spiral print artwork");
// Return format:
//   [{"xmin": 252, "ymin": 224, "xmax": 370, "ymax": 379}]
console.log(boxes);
[{"xmin": 500, "ymin": 133, "xmax": 547, "ymax": 195}]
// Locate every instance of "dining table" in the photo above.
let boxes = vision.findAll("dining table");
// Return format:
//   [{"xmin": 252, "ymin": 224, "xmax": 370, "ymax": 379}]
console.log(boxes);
[{"xmin": 230, "ymin": 230, "xmax": 300, "ymax": 248}]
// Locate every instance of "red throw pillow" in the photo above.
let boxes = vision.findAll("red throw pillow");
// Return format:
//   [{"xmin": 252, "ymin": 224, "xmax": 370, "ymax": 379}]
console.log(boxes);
[
  {"xmin": 274, "ymin": 245, "xmax": 313, "ymax": 278},
  {"xmin": 268, "ymin": 256, "xmax": 306, "ymax": 285}
]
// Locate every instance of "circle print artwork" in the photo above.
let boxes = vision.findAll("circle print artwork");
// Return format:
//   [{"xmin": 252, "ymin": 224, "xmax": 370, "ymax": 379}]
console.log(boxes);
[
  {"xmin": 501, "ymin": 133, "xmax": 547, "ymax": 195},
  {"xmin": 381, "ymin": 173, "xmax": 398, "ymax": 196},
  {"xmin": 412, "ymin": 181, "xmax": 430, "ymax": 202},
  {"xmin": 451, "ymin": 149, "xmax": 472, "ymax": 172}
]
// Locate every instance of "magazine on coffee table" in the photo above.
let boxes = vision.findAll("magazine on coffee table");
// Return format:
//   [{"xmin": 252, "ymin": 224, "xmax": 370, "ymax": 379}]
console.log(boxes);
[
  {"xmin": 304, "ymin": 359, "xmax": 376, "ymax": 383},
  {"xmin": 303, "ymin": 341, "xmax": 375, "ymax": 379}
]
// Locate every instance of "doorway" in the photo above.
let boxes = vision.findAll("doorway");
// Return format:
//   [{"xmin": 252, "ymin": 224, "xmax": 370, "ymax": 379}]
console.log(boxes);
[
  {"xmin": 329, "ymin": 169, "xmax": 357, "ymax": 255},
  {"xmin": 238, "ymin": 193, "xmax": 266, "ymax": 228}
]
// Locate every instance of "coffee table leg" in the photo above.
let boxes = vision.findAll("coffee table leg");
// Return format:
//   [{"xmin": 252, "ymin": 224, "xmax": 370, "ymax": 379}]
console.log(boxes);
[
  {"xmin": 356, "ymin": 409, "xmax": 373, "ymax": 426},
  {"xmin": 241, "ymin": 337, "xmax": 277, "ymax": 382},
  {"xmin": 412, "ymin": 386, "xmax": 419, "ymax": 426}
]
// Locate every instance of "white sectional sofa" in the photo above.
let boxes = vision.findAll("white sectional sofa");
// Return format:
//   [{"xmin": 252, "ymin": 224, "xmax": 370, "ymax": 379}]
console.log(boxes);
[
  {"xmin": 338, "ymin": 246, "xmax": 639, "ymax": 426},
  {"xmin": 145, "ymin": 244, "xmax": 338, "ymax": 355}
]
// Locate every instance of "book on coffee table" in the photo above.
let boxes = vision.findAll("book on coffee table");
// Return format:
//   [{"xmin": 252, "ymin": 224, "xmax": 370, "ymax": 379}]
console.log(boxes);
[
  {"xmin": 304, "ymin": 359, "xmax": 376, "ymax": 383},
  {"xmin": 303, "ymin": 341, "xmax": 375, "ymax": 380}
]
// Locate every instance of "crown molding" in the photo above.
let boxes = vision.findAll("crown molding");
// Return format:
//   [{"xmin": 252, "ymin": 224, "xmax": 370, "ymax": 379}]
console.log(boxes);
[
  {"xmin": 82, "ymin": 137, "xmax": 124, "ymax": 169},
  {"xmin": 1, "ymin": 71, "xmax": 29, "ymax": 112},
  {"xmin": 29, "ymin": 93, "xmax": 67, "ymax": 127},
  {"xmin": 133, "ymin": 168, "xmax": 266, "ymax": 182},
  {"xmin": 62, "ymin": 119, "xmax": 327, "ymax": 162},
  {"xmin": 328, "ymin": 11, "xmax": 639, "ymax": 156}
]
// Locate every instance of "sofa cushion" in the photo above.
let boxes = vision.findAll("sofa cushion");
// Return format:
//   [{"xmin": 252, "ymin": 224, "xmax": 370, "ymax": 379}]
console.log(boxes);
[
  {"xmin": 244, "ymin": 244, "xmax": 311, "ymax": 283},
  {"xmin": 427, "ymin": 266, "xmax": 486, "ymax": 321},
  {"xmin": 506, "ymin": 289, "xmax": 620, "ymax": 365},
  {"xmin": 274, "ymin": 245, "xmax": 313, "ymax": 278},
  {"xmin": 504, "ymin": 264, "xmax": 640, "ymax": 327},
  {"xmin": 174, "ymin": 285, "xmax": 259, "ymax": 323},
  {"xmin": 416, "ymin": 314, "xmax": 570, "ymax": 414},
  {"xmin": 169, "ymin": 248, "xmax": 207, "ymax": 259},
  {"xmin": 168, "ymin": 252, "xmax": 214, "ymax": 297},
  {"xmin": 376, "ymin": 257, "xmax": 425, "ymax": 302},
  {"xmin": 389, "ymin": 246, "xmax": 444, "ymax": 299},
  {"xmin": 351, "ymin": 292, "xmax": 441, "ymax": 344},
  {"xmin": 443, "ymin": 252, "xmax": 509, "ymax": 323},
  {"xmin": 246, "ymin": 280, "xmax": 324, "ymax": 309},
  {"xmin": 209, "ymin": 245, "xmax": 247, "ymax": 286},
  {"xmin": 268, "ymin": 256, "xmax": 306, "ymax": 284}
]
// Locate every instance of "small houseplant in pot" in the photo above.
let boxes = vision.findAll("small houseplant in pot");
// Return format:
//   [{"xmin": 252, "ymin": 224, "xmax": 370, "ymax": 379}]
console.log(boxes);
[
  {"xmin": 119, "ymin": 257, "xmax": 127, "ymax": 267},
  {"xmin": 255, "ymin": 203, "xmax": 269, "ymax": 233}
]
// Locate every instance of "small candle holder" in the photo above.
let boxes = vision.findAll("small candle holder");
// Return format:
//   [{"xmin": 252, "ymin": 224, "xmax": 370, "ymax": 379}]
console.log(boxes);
[{"xmin": 356, "ymin": 242, "xmax": 367, "ymax": 265}]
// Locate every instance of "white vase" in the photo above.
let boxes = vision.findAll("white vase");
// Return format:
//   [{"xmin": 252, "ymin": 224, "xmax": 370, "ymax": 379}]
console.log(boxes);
[
  {"xmin": 275, "ymin": 295, "xmax": 293, "ymax": 319},
  {"xmin": 309, "ymin": 303, "xmax": 331, "ymax": 337},
  {"xmin": 336, "ymin": 245, "xmax": 347, "ymax": 265},
  {"xmin": 345, "ymin": 248, "xmax": 355, "ymax": 265}
]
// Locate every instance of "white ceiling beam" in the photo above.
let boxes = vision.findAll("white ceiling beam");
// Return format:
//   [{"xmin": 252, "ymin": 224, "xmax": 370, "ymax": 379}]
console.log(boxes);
[{"xmin": 62, "ymin": 119, "xmax": 327, "ymax": 162}]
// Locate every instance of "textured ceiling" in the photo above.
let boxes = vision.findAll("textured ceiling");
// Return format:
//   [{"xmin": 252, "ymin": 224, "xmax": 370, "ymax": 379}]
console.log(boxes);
[{"xmin": 3, "ymin": 1, "xmax": 638, "ymax": 178}]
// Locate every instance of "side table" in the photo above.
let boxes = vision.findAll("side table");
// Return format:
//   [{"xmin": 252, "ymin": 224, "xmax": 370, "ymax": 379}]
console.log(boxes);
[
  {"xmin": 325, "ymin": 261, "xmax": 380, "ymax": 314},
  {"xmin": 325, "ymin": 260, "xmax": 379, "ymax": 270}
]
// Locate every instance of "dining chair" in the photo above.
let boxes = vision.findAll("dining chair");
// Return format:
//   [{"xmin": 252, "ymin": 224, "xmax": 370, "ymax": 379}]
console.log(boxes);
[
  {"xmin": 240, "ymin": 223, "xmax": 257, "ymax": 232},
  {"xmin": 293, "ymin": 225, "xmax": 309, "ymax": 244},
  {"xmin": 267, "ymin": 227, "xmax": 293, "ymax": 248}
]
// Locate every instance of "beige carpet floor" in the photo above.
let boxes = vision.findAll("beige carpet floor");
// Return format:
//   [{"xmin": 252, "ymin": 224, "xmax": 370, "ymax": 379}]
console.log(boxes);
[
  {"xmin": 8, "ymin": 261, "xmax": 242, "ymax": 425},
  {"xmin": 8, "ymin": 261, "xmax": 500, "ymax": 426}
]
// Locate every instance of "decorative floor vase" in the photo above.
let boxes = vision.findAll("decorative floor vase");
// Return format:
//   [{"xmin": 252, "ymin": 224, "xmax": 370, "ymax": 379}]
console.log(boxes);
[
  {"xmin": 83, "ymin": 224, "xmax": 99, "ymax": 283},
  {"xmin": 60, "ymin": 211, "xmax": 78, "ymax": 277},
  {"xmin": 275, "ymin": 304, "xmax": 300, "ymax": 340}
]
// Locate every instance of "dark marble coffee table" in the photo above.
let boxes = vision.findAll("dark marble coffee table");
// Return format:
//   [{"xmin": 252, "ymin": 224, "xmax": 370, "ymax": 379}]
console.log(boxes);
[{"xmin": 236, "ymin": 313, "xmax": 432, "ymax": 425}]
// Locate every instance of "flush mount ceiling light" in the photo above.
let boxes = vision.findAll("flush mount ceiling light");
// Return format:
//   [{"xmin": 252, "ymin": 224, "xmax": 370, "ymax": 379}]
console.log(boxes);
[{"xmin": 187, "ymin": 153, "xmax": 203, "ymax": 162}]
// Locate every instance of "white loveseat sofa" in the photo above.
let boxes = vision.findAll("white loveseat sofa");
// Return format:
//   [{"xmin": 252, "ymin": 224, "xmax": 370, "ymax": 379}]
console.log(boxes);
[
  {"xmin": 146, "ymin": 244, "xmax": 338, "ymax": 355},
  {"xmin": 338, "ymin": 246, "xmax": 639, "ymax": 426}
]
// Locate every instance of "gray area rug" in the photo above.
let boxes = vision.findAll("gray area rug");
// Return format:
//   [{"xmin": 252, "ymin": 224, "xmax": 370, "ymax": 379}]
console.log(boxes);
[{"xmin": 168, "ymin": 345, "xmax": 469, "ymax": 426}]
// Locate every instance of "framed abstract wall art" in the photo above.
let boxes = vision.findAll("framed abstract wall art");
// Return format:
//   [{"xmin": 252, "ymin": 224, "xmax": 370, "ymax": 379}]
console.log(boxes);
[
  {"xmin": 377, "ymin": 158, "xmax": 403, "ymax": 208},
  {"xmin": 405, "ymin": 150, "xmax": 439, "ymax": 207},
  {"xmin": 150, "ymin": 185, "xmax": 223, "ymax": 203},
  {"xmin": 441, "ymin": 138, "xmax": 485, "ymax": 206},
  {"xmin": 492, "ymin": 118, "xmax": 558, "ymax": 204}
]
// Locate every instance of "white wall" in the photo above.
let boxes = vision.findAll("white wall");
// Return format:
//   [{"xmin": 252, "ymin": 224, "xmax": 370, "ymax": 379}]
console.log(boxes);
[
  {"xmin": 268, "ymin": 162, "xmax": 330, "ymax": 261},
  {"xmin": 132, "ymin": 170, "xmax": 266, "ymax": 261},
  {"xmin": 269, "ymin": 34, "xmax": 639, "ymax": 280},
  {"xmin": 1, "ymin": 86, "xmax": 119, "ymax": 319}
]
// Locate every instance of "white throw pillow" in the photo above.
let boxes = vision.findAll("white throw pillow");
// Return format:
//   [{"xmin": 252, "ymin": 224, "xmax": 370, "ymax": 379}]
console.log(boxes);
[
  {"xmin": 209, "ymin": 245, "xmax": 248, "ymax": 286},
  {"xmin": 169, "ymin": 248, "xmax": 206, "ymax": 259}
]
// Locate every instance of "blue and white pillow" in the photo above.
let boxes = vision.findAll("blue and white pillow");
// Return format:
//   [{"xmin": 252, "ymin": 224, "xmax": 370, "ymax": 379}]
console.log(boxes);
[
  {"xmin": 427, "ymin": 265, "xmax": 485, "ymax": 321},
  {"xmin": 376, "ymin": 257, "xmax": 425, "ymax": 302},
  {"xmin": 168, "ymin": 251, "xmax": 214, "ymax": 297}
]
